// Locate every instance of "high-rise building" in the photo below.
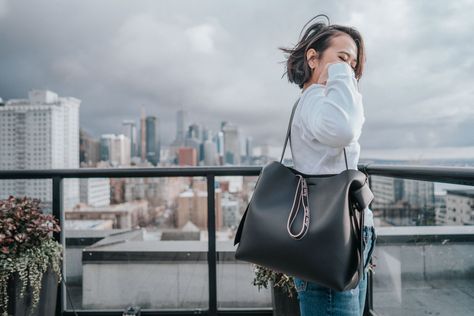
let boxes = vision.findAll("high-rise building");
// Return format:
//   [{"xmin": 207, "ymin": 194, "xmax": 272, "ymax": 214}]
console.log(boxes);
[
  {"xmin": 178, "ymin": 147, "xmax": 197, "ymax": 166},
  {"xmin": 79, "ymin": 178, "xmax": 110, "ymax": 207},
  {"xmin": 184, "ymin": 123, "xmax": 201, "ymax": 163},
  {"xmin": 221, "ymin": 191, "xmax": 241, "ymax": 228},
  {"xmin": 175, "ymin": 186, "xmax": 222, "ymax": 230},
  {"xmin": 220, "ymin": 121, "xmax": 228, "ymax": 131},
  {"xmin": 145, "ymin": 116, "xmax": 160, "ymax": 165},
  {"xmin": 202, "ymin": 127, "xmax": 212, "ymax": 142},
  {"xmin": 435, "ymin": 193, "xmax": 447, "ymax": 225},
  {"xmin": 122, "ymin": 120, "xmax": 137, "ymax": 158},
  {"xmin": 245, "ymin": 136, "xmax": 253, "ymax": 165},
  {"xmin": 203, "ymin": 139, "xmax": 218, "ymax": 166},
  {"xmin": 445, "ymin": 189, "xmax": 474, "ymax": 225},
  {"xmin": 215, "ymin": 131, "xmax": 224, "ymax": 164},
  {"xmin": 80, "ymin": 129, "xmax": 100, "ymax": 166},
  {"xmin": 188, "ymin": 123, "xmax": 201, "ymax": 140},
  {"xmin": 403, "ymin": 179, "xmax": 435, "ymax": 209},
  {"xmin": 370, "ymin": 176, "xmax": 404, "ymax": 208},
  {"xmin": 175, "ymin": 109, "xmax": 187, "ymax": 146},
  {"xmin": 139, "ymin": 107, "xmax": 147, "ymax": 162},
  {"xmin": 222, "ymin": 123, "xmax": 241, "ymax": 165},
  {"xmin": 100, "ymin": 134, "xmax": 131, "ymax": 166},
  {"xmin": 0, "ymin": 90, "xmax": 80, "ymax": 211}
]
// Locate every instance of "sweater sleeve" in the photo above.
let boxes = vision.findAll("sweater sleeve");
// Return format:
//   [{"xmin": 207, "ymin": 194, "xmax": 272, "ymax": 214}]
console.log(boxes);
[{"xmin": 300, "ymin": 62, "xmax": 365, "ymax": 148}]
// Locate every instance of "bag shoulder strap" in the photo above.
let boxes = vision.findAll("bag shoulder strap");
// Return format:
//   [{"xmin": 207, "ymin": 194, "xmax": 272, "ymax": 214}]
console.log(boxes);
[
  {"xmin": 279, "ymin": 97, "xmax": 348, "ymax": 170},
  {"xmin": 279, "ymin": 98, "xmax": 300, "ymax": 164}
]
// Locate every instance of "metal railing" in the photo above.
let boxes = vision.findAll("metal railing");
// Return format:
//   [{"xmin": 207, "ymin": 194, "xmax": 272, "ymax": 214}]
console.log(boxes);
[{"xmin": 1, "ymin": 162, "xmax": 474, "ymax": 316}]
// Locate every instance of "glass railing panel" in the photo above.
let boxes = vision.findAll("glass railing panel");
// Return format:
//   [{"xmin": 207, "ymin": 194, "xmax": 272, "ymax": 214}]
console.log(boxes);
[
  {"xmin": 369, "ymin": 175, "xmax": 474, "ymax": 227},
  {"xmin": 372, "ymin": 227, "xmax": 474, "ymax": 315},
  {"xmin": 63, "ymin": 176, "xmax": 209, "ymax": 312},
  {"xmin": 0, "ymin": 178, "xmax": 52, "ymax": 213},
  {"xmin": 215, "ymin": 175, "xmax": 272, "ymax": 310}
]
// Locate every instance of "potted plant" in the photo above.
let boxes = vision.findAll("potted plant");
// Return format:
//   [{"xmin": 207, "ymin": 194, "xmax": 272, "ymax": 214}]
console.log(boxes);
[
  {"xmin": 252, "ymin": 264, "xmax": 300, "ymax": 316},
  {"xmin": 0, "ymin": 195, "xmax": 62, "ymax": 316}
]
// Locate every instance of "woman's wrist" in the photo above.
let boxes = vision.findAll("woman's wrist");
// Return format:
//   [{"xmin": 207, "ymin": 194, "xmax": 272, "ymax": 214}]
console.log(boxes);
[{"xmin": 328, "ymin": 62, "xmax": 356, "ymax": 79}]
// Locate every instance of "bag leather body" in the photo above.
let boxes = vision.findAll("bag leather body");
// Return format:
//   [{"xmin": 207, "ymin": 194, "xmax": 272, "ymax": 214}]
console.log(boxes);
[{"xmin": 233, "ymin": 98, "xmax": 374, "ymax": 292}]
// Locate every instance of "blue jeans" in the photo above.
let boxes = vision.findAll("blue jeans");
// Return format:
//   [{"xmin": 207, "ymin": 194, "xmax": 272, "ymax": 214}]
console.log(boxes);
[{"xmin": 293, "ymin": 225, "xmax": 377, "ymax": 316}]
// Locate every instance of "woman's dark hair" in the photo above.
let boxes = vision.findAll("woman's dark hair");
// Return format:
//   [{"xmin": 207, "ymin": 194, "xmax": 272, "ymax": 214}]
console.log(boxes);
[{"xmin": 279, "ymin": 14, "xmax": 366, "ymax": 89}]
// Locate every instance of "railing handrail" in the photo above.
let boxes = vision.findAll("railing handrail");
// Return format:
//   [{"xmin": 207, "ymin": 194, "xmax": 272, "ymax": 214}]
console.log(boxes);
[
  {"xmin": 2, "ymin": 162, "xmax": 474, "ymax": 315},
  {"xmin": 1, "ymin": 163, "xmax": 474, "ymax": 185}
]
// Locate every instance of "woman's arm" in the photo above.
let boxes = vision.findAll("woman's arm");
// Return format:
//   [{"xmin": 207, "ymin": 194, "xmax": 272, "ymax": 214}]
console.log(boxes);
[{"xmin": 300, "ymin": 62, "xmax": 365, "ymax": 148}]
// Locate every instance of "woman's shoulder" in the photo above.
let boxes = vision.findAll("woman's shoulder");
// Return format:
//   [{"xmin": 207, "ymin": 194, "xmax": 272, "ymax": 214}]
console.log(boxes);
[
  {"xmin": 296, "ymin": 84, "xmax": 325, "ymax": 116},
  {"xmin": 301, "ymin": 83, "xmax": 325, "ymax": 99}
]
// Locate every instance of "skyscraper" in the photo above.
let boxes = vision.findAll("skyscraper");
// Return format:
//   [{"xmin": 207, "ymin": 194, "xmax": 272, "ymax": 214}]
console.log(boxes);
[
  {"xmin": 203, "ymin": 139, "xmax": 218, "ymax": 166},
  {"xmin": 245, "ymin": 136, "xmax": 253, "ymax": 165},
  {"xmin": 139, "ymin": 107, "xmax": 147, "ymax": 162},
  {"xmin": 80, "ymin": 129, "xmax": 100, "ymax": 166},
  {"xmin": 100, "ymin": 134, "xmax": 131, "ymax": 166},
  {"xmin": 0, "ymin": 90, "xmax": 80, "ymax": 211},
  {"xmin": 222, "ymin": 123, "xmax": 241, "ymax": 165},
  {"xmin": 175, "ymin": 109, "xmax": 187, "ymax": 146},
  {"xmin": 215, "ymin": 131, "xmax": 224, "ymax": 164},
  {"xmin": 122, "ymin": 120, "xmax": 137, "ymax": 158},
  {"xmin": 187, "ymin": 123, "xmax": 201, "ymax": 140},
  {"xmin": 146, "ymin": 116, "xmax": 161, "ymax": 165}
]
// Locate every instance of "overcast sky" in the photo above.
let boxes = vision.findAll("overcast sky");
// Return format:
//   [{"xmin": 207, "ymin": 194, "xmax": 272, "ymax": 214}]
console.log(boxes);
[{"xmin": 1, "ymin": 0, "xmax": 474, "ymax": 159}]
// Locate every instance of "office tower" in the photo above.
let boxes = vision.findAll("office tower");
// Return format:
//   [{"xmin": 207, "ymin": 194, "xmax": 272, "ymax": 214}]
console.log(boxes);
[
  {"xmin": 178, "ymin": 147, "xmax": 197, "ymax": 166},
  {"xmin": 80, "ymin": 129, "xmax": 100, "ymax": 166},
  {"xmin": 122, "ymin": 120, "xmax": 137, "ymax": 158},
  {"xmin": 176, "ymin": 185, "xmax": 223, "ymax": 230},
  {"xmin": 203, "ymin": 139, "xmax": 218, "ymax": 166},
  {"xmin": 435, "ymin": 193, "xmax": 447, "ymax": 225},
  {"xmin": 184, "ymin": 123, "xmax": 201, "ymax": 163},
  {"xmin": 370, "ymin": 176, "xmax": 404, "ymax": 208},
  {"xmin": 215, "ymin": 131, "xmax": 224, "ymax": 164},
  {"xmin": 146, "ymin": 116, "xmax": 160, "ymax": 165},
  {"xmin": 188, "ymin": 123, "xmax": 201, "ymax": 140},
  {"xmin": 0, "ymin": 90, "xmax": 80, "ymax": 211},
  {"xmin": 100, "ymin": 134, "xmax": 131, "ymax": 166},
  {"xmin": 175, "ymin": 109, "xmax": 187, "ymax": 146},
  {"xmin": 444, "ymin": 189, "xmax": 474, "ymax": 225},
  {"xmin": 221, "ymin": 191, "xmax": 241, "ymax": 228},
  {"xmin": 79, "ymin": 178, "xmax": 110, "ymax": 207},
  {"xmin": 222, "ymin": 123, "xmax": 241, "ymax": 165},
  {"xmin": 202, "ymin": 127, "xmax": 212, "ymax": 142},
  {"xmin": 139, "ymin": 107, "xmax": 147, "ymax": 162},
  {"xmin": 220, "ymin": 121, "xmax": 228, "ymax": 131},
  {"xmin": 403, "ymin": 179, "xmax": 435, "ymax": 209},
  {"xmin": 245, "ymin": 136, "xmax": 253, "ymax": 165}
]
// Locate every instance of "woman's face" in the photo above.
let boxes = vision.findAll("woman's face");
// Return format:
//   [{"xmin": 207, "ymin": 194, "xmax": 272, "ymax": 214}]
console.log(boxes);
[{"xmin": 306, "ymin": 32, "xmax": 358, "ymax": 85}]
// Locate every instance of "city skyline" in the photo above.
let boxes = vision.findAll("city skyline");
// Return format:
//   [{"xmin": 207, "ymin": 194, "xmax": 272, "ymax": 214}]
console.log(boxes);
[
  {"xmin": 1, "ymin": 2, "xmax": 473, "ymax": 314},
  {"xmin": 0, "ymin": 0, "xmax": 473, "ymax": 159}
]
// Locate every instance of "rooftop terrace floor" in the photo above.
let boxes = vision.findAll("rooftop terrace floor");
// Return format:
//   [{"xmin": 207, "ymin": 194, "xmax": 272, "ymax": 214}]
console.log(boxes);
[{"xmin": 374, "ymin": 278, "xmax": 474, "ymax": 315}]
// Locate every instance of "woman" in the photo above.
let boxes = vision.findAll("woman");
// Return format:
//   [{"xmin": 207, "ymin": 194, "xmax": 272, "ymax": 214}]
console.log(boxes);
[{"xmin": 279, "ymin": 14, "xmax": 377, "ymax": 316}]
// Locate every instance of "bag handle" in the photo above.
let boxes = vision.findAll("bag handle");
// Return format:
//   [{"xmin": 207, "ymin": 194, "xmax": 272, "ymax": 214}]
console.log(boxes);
[
  {"xmin": 287, "ymin": 175, "xmax": 310, "ymax": 239},
  {"xmin": 279, "ymin": 97, "xmax": 349, "ymax": 170}
]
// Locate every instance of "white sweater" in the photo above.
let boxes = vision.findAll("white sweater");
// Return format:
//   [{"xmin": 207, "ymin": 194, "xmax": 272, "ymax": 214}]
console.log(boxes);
[{"xmin": 289, "ymin": 62, "xmax": 374, "ymax": 227}]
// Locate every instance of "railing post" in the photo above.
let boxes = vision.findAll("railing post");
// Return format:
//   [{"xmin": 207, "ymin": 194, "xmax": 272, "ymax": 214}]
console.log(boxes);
[
  {"xmin": 207, "ymin": 175, "xmax": 217, "ymax": 315},
  {"xmin": 366, "ymin": 171, "xmax": 375, "ymax": 315},
  {"xmin": 52, "ymin": 177, "xmax": 64, "ymax": 316}
]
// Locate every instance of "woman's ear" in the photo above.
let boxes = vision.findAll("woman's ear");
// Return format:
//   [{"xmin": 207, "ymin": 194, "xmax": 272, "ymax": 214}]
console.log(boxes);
[{"xmin": 306, "ymin": 49, "xmax": 319, "ymax": 70}]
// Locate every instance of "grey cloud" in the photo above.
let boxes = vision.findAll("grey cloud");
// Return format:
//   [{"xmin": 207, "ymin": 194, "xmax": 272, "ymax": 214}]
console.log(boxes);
[{"xmin": 0, "ymin": 0, "xmax": 473, "ymax": 156}]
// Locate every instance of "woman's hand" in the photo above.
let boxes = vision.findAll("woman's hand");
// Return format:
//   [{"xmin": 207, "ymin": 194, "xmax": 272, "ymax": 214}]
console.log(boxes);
[
  {"xmin": 317, "ymin": 62, "xmax": 348, "ymax": 86},
  {"xmin": 316, "ymin": 62, "xmax": 331, "ymax": 86}
]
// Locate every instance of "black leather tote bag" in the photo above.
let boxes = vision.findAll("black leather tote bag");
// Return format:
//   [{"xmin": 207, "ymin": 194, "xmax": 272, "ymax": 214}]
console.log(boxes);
[{"xmin": 233, "ymin": 98, "xmax": 374, "ymax": 291}]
